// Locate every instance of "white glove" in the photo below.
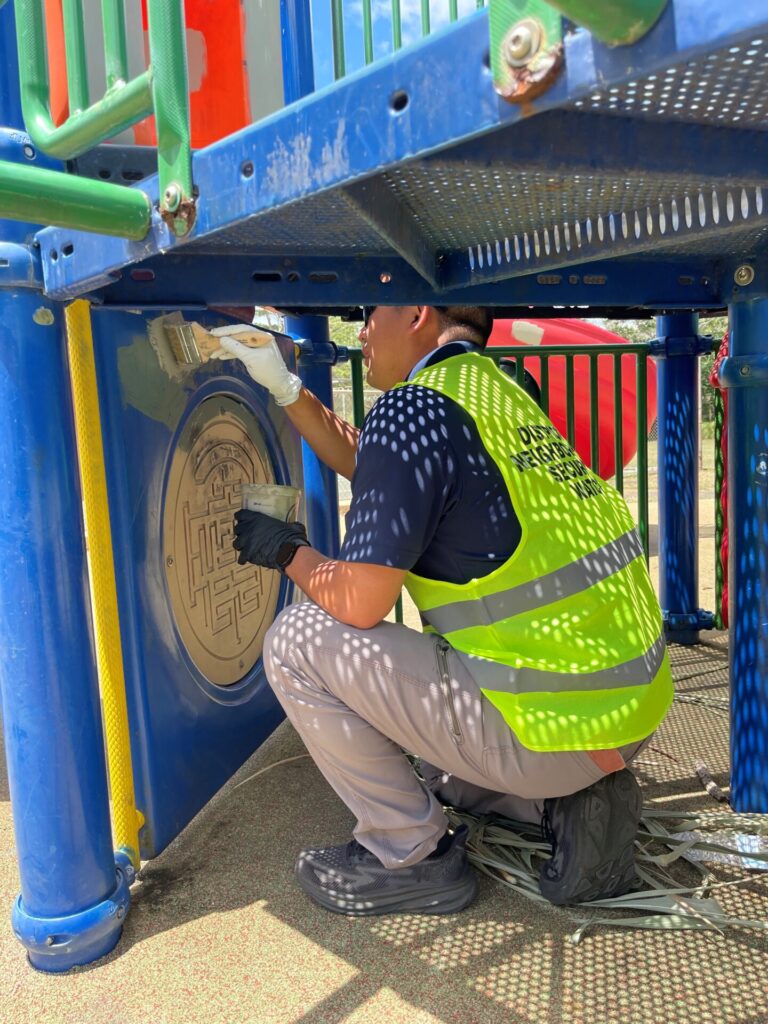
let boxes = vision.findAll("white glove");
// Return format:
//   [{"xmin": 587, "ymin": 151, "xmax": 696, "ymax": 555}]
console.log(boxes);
[{"xmin": 212, "ymin": 329, "xmax": 302, "ymax": 407}]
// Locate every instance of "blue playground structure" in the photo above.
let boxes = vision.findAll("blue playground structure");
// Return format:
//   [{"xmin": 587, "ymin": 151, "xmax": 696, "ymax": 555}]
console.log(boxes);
[{"xmin": 0, "ymin": 0, "xmax": 767, "ymax": 972}]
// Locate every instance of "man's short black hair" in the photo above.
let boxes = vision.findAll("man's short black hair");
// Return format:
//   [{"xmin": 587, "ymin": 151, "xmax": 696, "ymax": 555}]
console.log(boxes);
[{"xmin": 434, "ymin": 306, "xmax": 493, "ymax": 348}]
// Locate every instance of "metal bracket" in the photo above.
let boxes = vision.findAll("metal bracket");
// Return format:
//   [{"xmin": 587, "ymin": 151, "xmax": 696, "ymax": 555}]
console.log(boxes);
[
  {"xmin": 294, "ymin": 338, "xmax": 343, "ymax": 366},
  {"xmin": 718, "ymin": 353, "xmax": 768, "ymax": 389},
  {"xmin": 489, "ymin": 0, "xmax": 564, "ymax": 104},
  {"xmin": 663, "ymin": 609, "xmax": 716, "ymax": 633},
  {"xmin": 649, "ymin": 334, "xmax": 714, "ymax": 358}
]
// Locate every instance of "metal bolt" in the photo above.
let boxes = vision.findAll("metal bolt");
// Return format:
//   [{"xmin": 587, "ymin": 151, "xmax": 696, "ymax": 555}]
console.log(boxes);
[
  {"xmin": 507, "ymin": 25, "xmax": 534, "ymax": 61},
  {"xmin": 379, "ymin": 272, "xmax": 392, "ymax": 284},
  {"xmin": 45, "ymin": 936, "xmax": 55, "ymax": 946},
  {"xmin": 166, "ymin": 556, "xmax": 174, "ymax": 567},
  {"xmin": 740, "ymin": 364, "xmax": 752, "ymax": 377},
  {"xmin": 734, "ymin": 264, "xmax": 755, "ymax": 286},
  {"xmin": 163, "ymin": 184, "xmax": 182, "ymax": 213},
  {"xmin": 23, "ymin": 143, "xmax": 35, "ymax": 160},
  {"xmin": 503, "ymin": 18, "xmax": 542, "ymax": 67},
  {"xmin": 116, "ymin": 904, "xmax": 126, "ymax": 920}
]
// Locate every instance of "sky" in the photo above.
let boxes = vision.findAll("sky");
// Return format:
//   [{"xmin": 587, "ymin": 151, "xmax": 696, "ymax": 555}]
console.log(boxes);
[{"xmin": 310, "ymin": 0, "xmax": 483, "ymax": 89}]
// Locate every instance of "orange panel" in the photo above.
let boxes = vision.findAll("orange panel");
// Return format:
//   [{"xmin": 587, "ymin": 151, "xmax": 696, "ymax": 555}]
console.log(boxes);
[
  {"xmin": 44, "ymin": 0, "xmax": 69, "ymax": 127},
  {"xmin": 134, "ymin": 0, "xmax": 251, "ymax": 148}
]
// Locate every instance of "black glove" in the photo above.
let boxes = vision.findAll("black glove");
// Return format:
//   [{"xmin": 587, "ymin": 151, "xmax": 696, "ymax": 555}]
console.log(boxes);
[{"xmin": 232, "ymin": 509, "xmax": 310, "ymax": 571}]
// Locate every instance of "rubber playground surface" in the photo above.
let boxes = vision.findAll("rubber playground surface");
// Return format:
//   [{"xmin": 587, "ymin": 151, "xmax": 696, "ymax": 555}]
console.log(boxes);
[{"xmin": 2, "ymin": 502, "xmax": 767, "ymax": 1024}]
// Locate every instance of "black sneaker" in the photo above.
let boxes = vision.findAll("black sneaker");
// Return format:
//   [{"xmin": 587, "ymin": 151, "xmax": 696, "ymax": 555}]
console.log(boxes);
[
  {"xmin": 538, "ymin": 769, "xmax": 642, "ymax": 905},
  {"xmin": 295, "ymin": 826, "xmax": 478, "ymax": 916}
]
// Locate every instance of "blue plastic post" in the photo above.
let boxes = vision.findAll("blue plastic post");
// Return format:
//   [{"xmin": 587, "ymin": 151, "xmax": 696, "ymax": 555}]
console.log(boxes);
[
  {"xmin": 0, "ymin": 282, "xmax": 130, "ymax": 971},
  {"xmin": 0, "ymin": 2, "xmax": 23, "ymax": 131},
  {"xmin": 721, "ymin": 298, "xmax": 768, "ymax": 812},
  {"xmin": 284, "ymin": 315, "xmax": 342, "ymax": 558},
  {"xmin": 280, "ymin": 0, "xmax": 315, "ymax": 104},
  {"xmin": 655, "ymin": 313, "xmax": 707, "ymax": 644}
]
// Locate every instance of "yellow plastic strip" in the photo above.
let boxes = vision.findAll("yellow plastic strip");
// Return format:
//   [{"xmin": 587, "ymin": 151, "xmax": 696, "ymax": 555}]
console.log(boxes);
[{"xmin": 65, "ymin": 299, "xmax": 142, "ymax": 870}]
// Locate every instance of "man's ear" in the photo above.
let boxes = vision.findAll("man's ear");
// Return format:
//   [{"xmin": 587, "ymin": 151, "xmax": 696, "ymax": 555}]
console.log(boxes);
[{"xmin": 412, "ymin": 306, "xmax": 430, "ymax": 330}]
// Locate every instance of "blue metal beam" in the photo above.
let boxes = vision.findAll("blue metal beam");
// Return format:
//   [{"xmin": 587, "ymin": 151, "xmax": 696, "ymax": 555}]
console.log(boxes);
[
  {"xmin": 92, "ymin": 252, "xmax": 723, "ymax": 309},
  {"xmin": 341, "ymin": 179, "xmax": 440, "ymax": 288},
  {"xmin": 431, "ymin": 112, "xmax": 768, "ymax": 185},
  {"xmin": 36, "ymin": 1, "xmax": 768, "ymax": 300}
]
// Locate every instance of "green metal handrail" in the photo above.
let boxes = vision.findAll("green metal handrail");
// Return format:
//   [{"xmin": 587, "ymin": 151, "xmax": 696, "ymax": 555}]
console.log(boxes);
[{"xmin": 1, "ymin": 0, "xmax": 193, "ymax": 238}]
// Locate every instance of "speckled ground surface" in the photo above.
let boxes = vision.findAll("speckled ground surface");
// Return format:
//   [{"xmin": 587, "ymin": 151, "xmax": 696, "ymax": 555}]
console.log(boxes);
[{"xmin": 2, "ymin": 628, "xmax": 767, "ymax": 1024}]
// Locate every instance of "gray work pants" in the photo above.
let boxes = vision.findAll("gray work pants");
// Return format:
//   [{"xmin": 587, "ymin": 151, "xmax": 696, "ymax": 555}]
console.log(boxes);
[{"xmin": 264, "ymin": 602, "xmax": 648, "ymax": 870}]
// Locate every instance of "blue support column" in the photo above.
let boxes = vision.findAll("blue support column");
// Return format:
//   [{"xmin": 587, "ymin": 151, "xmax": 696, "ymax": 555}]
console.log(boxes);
[
  {"xmin": 653, "ymin": 314, "xmax": 713, "ymax": 645},
  {"xmin": 720, "ymin": 299, "xmax": 768, "ymax": 812},
  {"xmin": 0, "ymin": 276, "xmax": 130, "ymax": 971},
  {"xmin": 284, "ymin": 315, "xmax": 342, "ymax": 558},
  {"xmin": 280, "ymin": 0, "xmax": 315, "ymax": 104}
]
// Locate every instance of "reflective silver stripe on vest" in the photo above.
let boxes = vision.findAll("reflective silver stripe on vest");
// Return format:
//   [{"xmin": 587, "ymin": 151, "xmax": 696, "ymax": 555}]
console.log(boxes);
[
  {"xmin": 454, "ymin": 631, "xmax": 666, "ymax": 695},
  {"xmin": 426, "ymin": 528, "xmax": 644, "ymax": 636}
]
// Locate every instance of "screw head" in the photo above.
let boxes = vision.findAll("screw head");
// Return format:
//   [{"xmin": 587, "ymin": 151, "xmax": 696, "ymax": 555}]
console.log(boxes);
[
  {"xmin": 503, "ymin": 18, "xmax": 542, "ymax": 67},
  {"xmin": 163, "ymin": 184, "xmax": 182, "ymax": 213},
  {"xmin": 166, "ymin": 556, "xmax": 174, "ymax": 567},
  {"xmin": 740, "ymin": 364, "xmax": 751, "ymax": 376},
  {"xmin": 734, "ymin": 264, "xmax": 755, "ymax": 286},
  {"xmin": 379, "ymin": 272, "xmax": 392, "ymax": 284},
  {"xmin": 507, "ymin": 25, "xmax": 533, "ymax": 61}
]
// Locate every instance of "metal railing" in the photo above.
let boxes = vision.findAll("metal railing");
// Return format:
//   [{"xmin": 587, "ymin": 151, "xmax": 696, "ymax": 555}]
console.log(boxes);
[
  {"xmin": 330, "ymin": 0, "xmax": 487, "ymax": 79},
  {"xmin": 2, "ymin": 0, "xmax": 193, "ymax": 238}
]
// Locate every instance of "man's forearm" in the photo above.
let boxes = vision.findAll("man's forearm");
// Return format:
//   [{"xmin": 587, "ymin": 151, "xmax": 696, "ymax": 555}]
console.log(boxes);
[
  {"xmin": 283, "ymin": 388, "xmax": 359, "ymax": 480},
  {"xmin": 284, "ymin": 546, "xmax": 405, "ymax": 629}
]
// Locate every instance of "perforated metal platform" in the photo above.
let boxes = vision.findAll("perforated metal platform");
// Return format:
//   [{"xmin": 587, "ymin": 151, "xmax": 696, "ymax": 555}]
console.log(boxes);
[{"xmin": 36, "ymin": 1, "xmax": 768, "ymax": 312}]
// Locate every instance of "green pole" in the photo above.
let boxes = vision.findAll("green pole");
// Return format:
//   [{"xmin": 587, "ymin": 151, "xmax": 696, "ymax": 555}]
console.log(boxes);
[
  {"xmin": 613, "ymin": 353, "xmax": 624, "ymax": 495},
  {"xmin": 0, "ymin": 161, "xmax": 151, "ymax": 239},
  {"xmin": 15, "ymin": 0, "xmax": 154, "ymax": 159},
  {"xmin": 362, "ymin": 0, "xmax": 374, "ymax": 63},
  {"xmin": 636, "ymin": 352, "xmax": 649, "ymax": 560},
  {"xmin": 61, "ymin": 0, "xmax": 90, "ymax": 112},
  {"xmin": 350, "ymin": 352, "xmax": 366, "ymax": 428},
  {"xmin": 146, "ymin": 0, "xmax": 194, "ymax": 235},
  {"xmin": 545, "ymin": 0, "xmax": 668, "ymax": 45},
  {"xmin": 449, "ymin": 0, "xmax": 459, "ymax": 21},
  {"xmin": 589, "ymin": 352, "xmax": 600, "ymax": 475},
  {"xmin": 392, "ymin": 0, "xmax": 402, "ymax": 50},
  {"xmin": 420, "ymin": 0, "xmax": 430, "ymax": 36},
  {"xmin": 331, "ymin": 0, "xmax": 346, "ymax": 78},
  {"xmin": 101, "ymin": 0, "xmax": 130, "ymax": 89}
]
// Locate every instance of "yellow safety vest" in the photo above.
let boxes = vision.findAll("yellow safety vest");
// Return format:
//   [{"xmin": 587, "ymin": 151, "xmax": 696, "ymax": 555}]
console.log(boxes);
[{"xmin": 401, "ymin": 352, "xmax": 673, "ymax": 752}]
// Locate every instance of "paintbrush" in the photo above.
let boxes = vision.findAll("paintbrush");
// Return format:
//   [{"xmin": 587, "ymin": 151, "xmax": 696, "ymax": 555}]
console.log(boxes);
[{"xmin": 163, "ymin": 319, "xmax": 273, "ymax": 365}]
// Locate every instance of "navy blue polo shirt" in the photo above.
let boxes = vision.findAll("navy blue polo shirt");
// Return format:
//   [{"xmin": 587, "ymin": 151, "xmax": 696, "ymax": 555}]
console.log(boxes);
[{"xmin": 339, "ymin": 342, "xmax": 521, "ymax": 584}]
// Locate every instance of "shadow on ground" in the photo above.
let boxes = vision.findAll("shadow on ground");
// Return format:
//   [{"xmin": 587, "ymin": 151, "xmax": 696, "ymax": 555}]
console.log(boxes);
[{"xmin": 2, "ymin": 632, "xmax": 767, "ymax": 1024}]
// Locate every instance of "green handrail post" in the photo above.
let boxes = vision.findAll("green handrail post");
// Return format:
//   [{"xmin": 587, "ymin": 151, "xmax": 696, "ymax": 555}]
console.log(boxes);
[
  {"xmin": 0, "ymin": 161, "xmax": 151, "ymax": 239},
  {"xmin": 15, "ymin": 0, "xmax": 154, "ymax": 158},
  {"xmin": 102, "ymin": 0, "xmax": 130, "ymax": 89},
  {"xmin": 350, "ymin": 351, "xmax": 366, "ymax": 428},
  {"xmin": 636, "ymin": 351, "xmax": 650, "ymax": 560},
  {"xmin": 449, "ymin": 0, "xmax": 459, "ymax": 21},
  {"xmin": 9, "ymin": 0, "xmax": 194, "ymax": 239},
  {"xmin": 544, "ymin": 0, "xmax": 668, "ymax": 45},
  {"xmin": 62, "ymin": 0, "xmax": 89, "ymax": 112},
  {"xmin": 146, "ymin": 0, "xmax": 195, "ymax": 235},
  {"xmin": 589, "ymin": 352, "xmax": 600, "ymax": 475},
  {"xmin": 565, "ymin": 356, "xmax": 576, "ymax": 446},
  {"xmin": 420, "ymin": 0, "xmax": 430, "ymax": 36},
  {"xmin": 392, "ymin": 0, "xmax": 402, "ymax": 50},
  {"xmin": 362, "ymin": 0, "xmax": 374, "ymax": 63},
  {"xmin": 331, "ymin": 0, "xmax": 346, "ymax": 78},
  {"xmin": 539, "ymin": 354, "xmax": 550, "ymax": 415},
  {"xmin": 613, "ymin": 353, "xmax": 624, "ymax": 494}
]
